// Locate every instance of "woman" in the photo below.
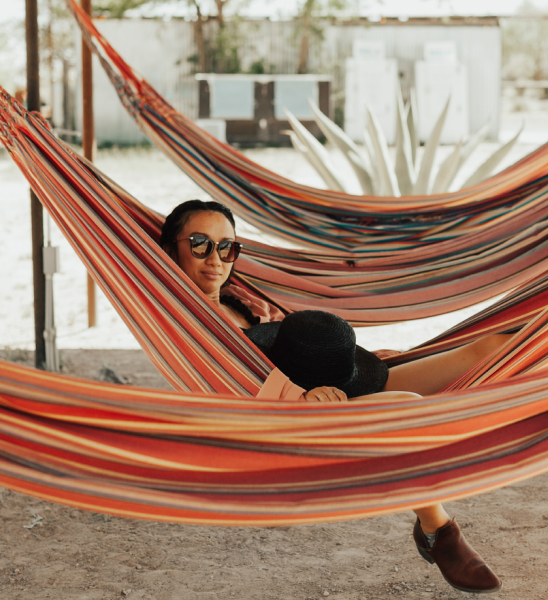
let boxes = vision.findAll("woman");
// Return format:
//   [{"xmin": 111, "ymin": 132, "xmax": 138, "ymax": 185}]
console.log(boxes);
[{"xmin": 161, "ymin": 199, "xmax": 503, "ymax": 594}]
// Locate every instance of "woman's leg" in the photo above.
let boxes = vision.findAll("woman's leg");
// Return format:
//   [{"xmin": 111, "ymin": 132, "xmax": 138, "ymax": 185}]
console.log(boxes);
[
  {"xmin": 413, "ymin": 503, "xmax": 450, "ymax": 533},
  {"xmin": 383, "ymin": 334, "xmax": 513, "ymax": 396},
  {"xmin": 380, "ymin": 336, "xmax": 508, "ymax": 592}
]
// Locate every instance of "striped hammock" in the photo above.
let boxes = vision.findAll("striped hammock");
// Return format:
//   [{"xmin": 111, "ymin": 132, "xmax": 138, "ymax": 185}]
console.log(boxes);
[
  {"xmin": 63, "ymin": 0, "xmax": 548, "ymax": 248},
  {"xmin": 58, "ymin": 0, "xmax": 548, "ymax": 326},
  {"xmin": 3, "ymin": 88, "xmax": 548, "ymax": 523}
]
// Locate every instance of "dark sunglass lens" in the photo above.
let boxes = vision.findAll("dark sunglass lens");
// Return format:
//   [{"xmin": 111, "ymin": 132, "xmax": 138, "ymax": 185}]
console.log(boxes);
[
  {"xmin": 232, "ymin": 242, "xmax": 241, "ymax": 261},
  {"xmin": 190, "ymin": 237, "xmax": 213, "ymax": 258},
  {"xmin": 218, "ymin": 241, "xmax": 235, "ymax": 262}
]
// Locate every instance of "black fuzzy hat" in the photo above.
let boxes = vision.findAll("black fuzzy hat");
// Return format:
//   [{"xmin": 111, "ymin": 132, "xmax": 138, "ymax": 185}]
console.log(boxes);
[{"xmin": 245, "ymin": 310, "xmax": 388, "ymax": 397}]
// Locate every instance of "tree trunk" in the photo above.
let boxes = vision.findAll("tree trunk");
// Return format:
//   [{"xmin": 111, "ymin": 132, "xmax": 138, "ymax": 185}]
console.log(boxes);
[
  {"xmin": 298, "ymin": 32, "xmax": 309, "ymax": 74},
  {"xmin": 214, "ymin": 0, "xmax": 225, "ymax": 29},
  {"xmin": 192, "ymin": 1, "xmax": 207, "ymax": 72},
  {"xmin": 297, "ymin": 0, "xmax": 314, "ymax": 74},
  {"xmin": 46, "ymin": 0, "xmax": 55, "ymax": 126}
]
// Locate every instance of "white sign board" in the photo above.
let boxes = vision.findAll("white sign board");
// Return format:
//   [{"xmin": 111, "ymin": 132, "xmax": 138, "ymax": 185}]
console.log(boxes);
[
  {"xmin": 415, "ymin": 61, "xmax": 469, "ymax": 144},
  {"xmin": 352, "ymin": 40, "xmax": 386, "ymax": 61},
  {"xmin": 275, "ymin": 80, "xmax": 318, "ymax": 119},
  {"xmin": 210, "ymin": 79, "xmax": 254, "ymax": 119},
  {"xmin": 424, "ymin": 41, "xmax": 458, "ymax": 63},
  {"xmin": 344, "ymin": 57, "xmax": 398, "ymax": 144}
]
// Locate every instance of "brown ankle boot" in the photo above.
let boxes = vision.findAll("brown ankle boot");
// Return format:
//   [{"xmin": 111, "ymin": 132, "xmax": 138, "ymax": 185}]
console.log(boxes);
[{"xmin": 413, "ymin": 518, "xmax": 502, "ymax": 594}]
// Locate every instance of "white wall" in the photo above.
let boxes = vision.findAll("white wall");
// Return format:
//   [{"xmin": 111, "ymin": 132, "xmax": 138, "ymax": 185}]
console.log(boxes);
[
  {"xmin": 75, "ymin": 19, "xmax": 198, "ymax": 145},
  {"xmin": 75, "ymin": 20, "xmax": 501, "ymax": 144}
]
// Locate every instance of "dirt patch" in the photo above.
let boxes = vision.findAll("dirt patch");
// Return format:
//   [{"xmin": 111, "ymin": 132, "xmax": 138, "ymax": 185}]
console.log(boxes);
[{"xmin": 0, "ymin": 349, "xmax": 546, "ymax": 599}]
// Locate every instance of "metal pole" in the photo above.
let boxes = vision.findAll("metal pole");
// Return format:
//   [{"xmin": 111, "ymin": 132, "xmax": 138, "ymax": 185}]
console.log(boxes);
[
  {"xmin": 26, "ymin": 0, "xmax": 46, "ymax": 369},
  {"xmin": 81, "ymin": 0, "xmax": 97, "ymax": 327}
]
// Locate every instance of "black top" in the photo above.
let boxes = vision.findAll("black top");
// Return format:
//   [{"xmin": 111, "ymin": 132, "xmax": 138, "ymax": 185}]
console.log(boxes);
[
  {"xmin": 243, "ymin": 312, "xmax": 389, "ymax": 397},
  {"xmin": 220, "ymin": 294, "xmax": 261, "ymax": 327}
]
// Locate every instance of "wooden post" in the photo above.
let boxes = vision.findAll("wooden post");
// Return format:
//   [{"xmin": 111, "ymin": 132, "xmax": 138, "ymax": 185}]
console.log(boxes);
[
  {"xmin": 26, "ymin": 0, "xmax": 46, "ymax": 369},
  {"xmin": 81, "ymin": 0, "xmax": 96, "ymax": 327}
]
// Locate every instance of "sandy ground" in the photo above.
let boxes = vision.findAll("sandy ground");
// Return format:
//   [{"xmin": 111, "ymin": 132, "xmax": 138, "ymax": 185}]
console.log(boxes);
[{"xmin": 1, "ymin": 348, "xmax": 548, "ymax": 600}]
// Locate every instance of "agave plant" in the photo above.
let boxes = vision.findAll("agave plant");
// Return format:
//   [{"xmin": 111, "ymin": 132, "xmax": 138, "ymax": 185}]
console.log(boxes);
[{"xmin": 285, "ymin": 91, "xmax": 522, "ymax": 196}]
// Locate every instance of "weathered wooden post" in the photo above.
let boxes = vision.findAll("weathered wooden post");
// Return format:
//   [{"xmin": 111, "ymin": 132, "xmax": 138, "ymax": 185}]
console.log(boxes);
[
  {"xmin": 81, "ymin": 0, "xmax": 97, "ymax": 327},
  {"xmin": 25, "ymin": 0, "xmax": 46, "ymax": 368}
]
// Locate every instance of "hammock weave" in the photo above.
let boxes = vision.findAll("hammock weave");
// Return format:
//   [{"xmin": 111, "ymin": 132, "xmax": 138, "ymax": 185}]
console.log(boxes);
[
  {"xmin": 57, "ymin": 0, "xmax": 548, "ymax": 326},
  {"xmin": 2, "ymin": 87, "xmax": 548, "ymax": 523}
]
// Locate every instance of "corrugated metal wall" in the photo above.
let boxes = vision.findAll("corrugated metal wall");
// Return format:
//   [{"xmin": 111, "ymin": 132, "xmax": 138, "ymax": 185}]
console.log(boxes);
[
  {"xmin": 76, "ymin": 19, "xmax": 500, "ymax": 144},
  {"xmin": 76, "ymin": 19, "xmax": 198, "ymax": 145}
]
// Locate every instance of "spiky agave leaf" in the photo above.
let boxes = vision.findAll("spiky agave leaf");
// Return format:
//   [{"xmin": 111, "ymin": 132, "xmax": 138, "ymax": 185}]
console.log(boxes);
[
  {"xmin": 432, "ymin": 121, "xmax": 490, "ymax": 193},
  {"xmin": 284, "ymin": 109, "xmax": 349, "ymax": 192},
  {"xmin": 431, "ymin": 141, "xmax": 463, "ymax": 194},
  {"xmin": 365, "ymin": 105, "xmax": 400, "ymax": 197},
  {"xmin": 308, "ymin": 100, "xmax": 376, "ymax": 194},
  {"xmin": 288, "ymin": 95, "xmax": 521, "ymax": 198},
  {"xmin": 394, "ymin": 84, "xmax": 416, "ymax": 195},
  {"xmin": 457, "ymin": 120, "xmax": 491, "ymax": 172},
  {"xmin": 362, "ymin": 127, "xmax": 378, "ymax": 179},
  {"xmin": 407, "ymin": 87, "xmax": 419, "ymax": 168},
  {"xmin": 413, "ymin": 95, "xmax": 451, "ymax": 195},
  {"xmin": 461, "ymin": 124, "xmax": 524, "ymax": 189}
]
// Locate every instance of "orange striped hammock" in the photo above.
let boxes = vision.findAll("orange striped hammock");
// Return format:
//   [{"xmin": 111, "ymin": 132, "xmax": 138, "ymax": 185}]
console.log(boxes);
[
  {"xmin": 3, "ymin": 89, "xmax": 548, "ymax": 524},
  {"xmin": 58, "ymin": 0, "xmax": 548, "ymax": 325}
]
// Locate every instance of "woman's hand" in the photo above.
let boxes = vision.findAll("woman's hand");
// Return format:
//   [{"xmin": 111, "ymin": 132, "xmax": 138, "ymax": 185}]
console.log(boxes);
[{"xmin": 304, "ymin": 386, "xmax": 348, "ymax": 402}]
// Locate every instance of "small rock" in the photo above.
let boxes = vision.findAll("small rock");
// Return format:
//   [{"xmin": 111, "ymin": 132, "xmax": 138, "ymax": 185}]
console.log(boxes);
[
  {"xmin": 14, "ymin": 569, "xmax": 21, "ymax": 574},
  {"xmin": 122, "ymin": 590, "xmax": 132, "ymax": 596},
  {"xmin": 98, "ymin": 366, "xmax": 128, "ymax": 385},
  {"xmin": 394, "ymin": 566, "xmax": 399, "ymax": 572},
  {"xmin": 323, "ymin": 592, "xmax": 330, "ymax": 597},
  {"xmin": 135, "ymin": 564, "xmax": 142, "ymax": 570}
]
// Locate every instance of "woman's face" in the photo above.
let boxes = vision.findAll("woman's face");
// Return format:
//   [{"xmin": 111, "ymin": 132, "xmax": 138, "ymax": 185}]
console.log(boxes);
[{"xmin": 170, "ymin": 211, "xmax": 236, "ymax": 298}]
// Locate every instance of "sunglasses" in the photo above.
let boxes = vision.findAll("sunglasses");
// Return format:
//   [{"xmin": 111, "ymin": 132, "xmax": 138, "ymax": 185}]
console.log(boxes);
[{"xmin": 178, "ymin": 235, "xmax": 242, "ymax": 263}]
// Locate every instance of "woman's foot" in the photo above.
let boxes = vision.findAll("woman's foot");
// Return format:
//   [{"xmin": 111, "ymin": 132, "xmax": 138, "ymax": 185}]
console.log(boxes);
[{"xmin": 413, "ymin": 518, "xmax": 502, "ymax": 594}]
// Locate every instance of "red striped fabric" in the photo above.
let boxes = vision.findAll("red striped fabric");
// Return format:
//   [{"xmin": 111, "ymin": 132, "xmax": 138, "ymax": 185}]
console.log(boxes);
[
  {"xmin": 56, "ymin": 0, "xmax": 548, "ymax": 325},
  {"xmin": 3, "ymin": 86, "xmax": 548, "ymax": 523}
]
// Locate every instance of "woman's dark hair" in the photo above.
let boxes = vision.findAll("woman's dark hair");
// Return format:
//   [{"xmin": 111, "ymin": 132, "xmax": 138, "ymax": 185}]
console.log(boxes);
[{"xmin": 161, "ymin": 200, "xmax": 237, "ymax": 287}]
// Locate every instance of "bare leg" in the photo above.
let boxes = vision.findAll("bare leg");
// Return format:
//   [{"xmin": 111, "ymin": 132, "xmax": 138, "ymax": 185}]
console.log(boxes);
[
  {"xmin": 383, "ymin": 336, "xmax": 512, "ymax": 537},
  {"xmin": 383, "ymin": 334, "xmax": 513, "ymax": 396},
  {"xmin": 414, "ymin": 503, "xmax": 450, "ymax": 533}
]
